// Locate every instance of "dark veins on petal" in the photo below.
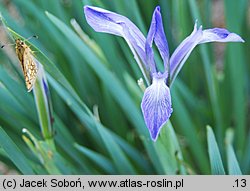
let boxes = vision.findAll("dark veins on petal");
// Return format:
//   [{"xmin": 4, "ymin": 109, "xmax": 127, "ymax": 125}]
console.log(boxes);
[
  {"xmin": 212, "ymin": 28, "xmax": 230, "ymax": 38},
  {"xmin": 42, "ymin": 78, "xmax": 49, "ymax": 94},
  {"xmin": 88, "ymin": 8, "xmax": 115, "ymax": 23}
]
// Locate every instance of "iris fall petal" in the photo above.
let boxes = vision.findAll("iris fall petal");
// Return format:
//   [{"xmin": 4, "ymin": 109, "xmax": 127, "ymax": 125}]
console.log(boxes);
[{"xmin": 141, "ymin": 76, "xmax": 173, "ymax": 141}]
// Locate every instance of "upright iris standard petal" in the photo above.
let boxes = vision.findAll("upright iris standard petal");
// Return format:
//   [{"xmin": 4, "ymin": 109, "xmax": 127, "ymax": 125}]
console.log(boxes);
[
  {"xmin": 141, "ymin": 75, "xmax": 173, "ymax": 141},
  {"xmin": 169, "ymin": 23, "xmax": 203, "ymax": 82},
  {"xmin": 84, "ymin": 6, "xmax": 151, "ymax": 85},
  {"xmin": 169, "ymin": 23, "xmax": 244, "ymax": 83},
  {"xmin": 146, "ymin": 6, "xmax": 169, "ymax": 74}
]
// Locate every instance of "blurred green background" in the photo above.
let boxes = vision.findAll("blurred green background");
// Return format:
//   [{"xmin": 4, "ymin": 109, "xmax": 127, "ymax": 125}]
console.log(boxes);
[{"xmin": 0, "ymin": 0, "xmax": 249, "ymax": 175}]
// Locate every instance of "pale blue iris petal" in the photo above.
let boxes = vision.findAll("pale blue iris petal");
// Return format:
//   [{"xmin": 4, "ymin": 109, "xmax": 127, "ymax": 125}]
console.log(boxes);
[
  {"xmin": 84, "ymin": 6, "xmax": 147, "ymax": 69},
  {"xmin": 145, "ymin": 6, "xmax": 170, "ymax": 75},
  {"xmin": 141, "ymin": 76, "xmax": 173, "ymax": 141},
  {"xmin": 169, "ymin": 23, "xmax": 244, "ymax": 83},
  {"xmin": 200, "ymin": 28, "xmax": 245, "ymax": 43}
]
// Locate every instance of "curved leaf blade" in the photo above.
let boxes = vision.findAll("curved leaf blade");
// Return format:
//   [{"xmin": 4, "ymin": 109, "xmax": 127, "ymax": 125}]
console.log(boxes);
[
  {"xmin": 225, "ymin": 129, "xmax": 242, "ymax": 175},
  {"xmin": 0, "ymin": 127, "xmax": 35, "ymax": 174},
  {"xmin": 207, "ymin": 125, "xmax": 225, "ymax": 175}
]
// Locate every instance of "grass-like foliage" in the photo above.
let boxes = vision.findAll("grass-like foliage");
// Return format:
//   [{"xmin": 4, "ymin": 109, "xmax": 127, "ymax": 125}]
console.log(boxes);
[{"xmin": 0, "ymin": 0, "xmax": 249, "ymax": 175}]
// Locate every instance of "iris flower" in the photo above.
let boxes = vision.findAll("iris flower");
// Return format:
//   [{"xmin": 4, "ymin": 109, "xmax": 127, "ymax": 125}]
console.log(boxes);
[{"xmin": 84, "ymin": 5, "xmax": 244, "ymax": 141}]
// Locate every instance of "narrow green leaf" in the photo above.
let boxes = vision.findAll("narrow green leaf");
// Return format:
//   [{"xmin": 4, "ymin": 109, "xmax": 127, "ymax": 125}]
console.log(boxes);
[
  {"xmin": 53, "ymin": 115, "xmax": 94, "ymax": 174},
  {"xmin": 155, "ymin": 121, "xmax": 186, "ymax": 174},
  {"xmin": 0, "ymin": 66, "xmax": 36, "ymax": 117},
  {"xmin": 22, "ymin": 129, "xmax": 61, "ymax": 174},
  {"xmin": 47, "ymin": 74, "xmax": 138, "ymax": 174},
  {"xmin": 70, "ymin": 18, "xmax": 107, "ymax": 63},
  {"xmin": 94, "ymin": 121, "xmax": 136, "ymax": 174},
  {"xmin": 188, "ymin": 0, "xmax": 224, "ymax": 149},
  {"xmin": 242, "ymin": 131, "xmax": 250, "ymax": 173},
  {"xmin": 0, "ymin": 127, "xmax": 35, "ymax": 174},
  {"xmin": 52, "ymin": 152, "xmax": 77, "ymax": 175},
  {"xmin": 224, "ymin": 0, "xmax": 247, "ymax": 155},
  {"xmin": 75, "ymin": 143, "xmax": 116, "ymax": 174},
  {"xmin": 172, "ymin": 88, "xmax": 209, "ymax": 173},
  {"xmin": 207, "ymin": 126, "xmax": 225, "ymax": 174},
  {"xmin": 225, "ymin": 129, "xmax": 242, "ymax": 175},
  {"xmin": 112, "ymin": 135, "xmax": 153, "ymax": 174}
]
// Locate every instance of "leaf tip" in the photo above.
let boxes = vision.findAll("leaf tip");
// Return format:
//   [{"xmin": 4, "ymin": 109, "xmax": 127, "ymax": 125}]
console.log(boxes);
[{"xmin": 45, "ymin": 11, "xmax": 50, "ymax": 17}]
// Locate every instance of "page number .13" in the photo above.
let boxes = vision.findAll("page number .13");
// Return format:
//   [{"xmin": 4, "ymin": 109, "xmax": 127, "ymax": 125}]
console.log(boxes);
[{"xmin": 234, "ymin": 179, "xmax": 246, "ymax": 188}]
